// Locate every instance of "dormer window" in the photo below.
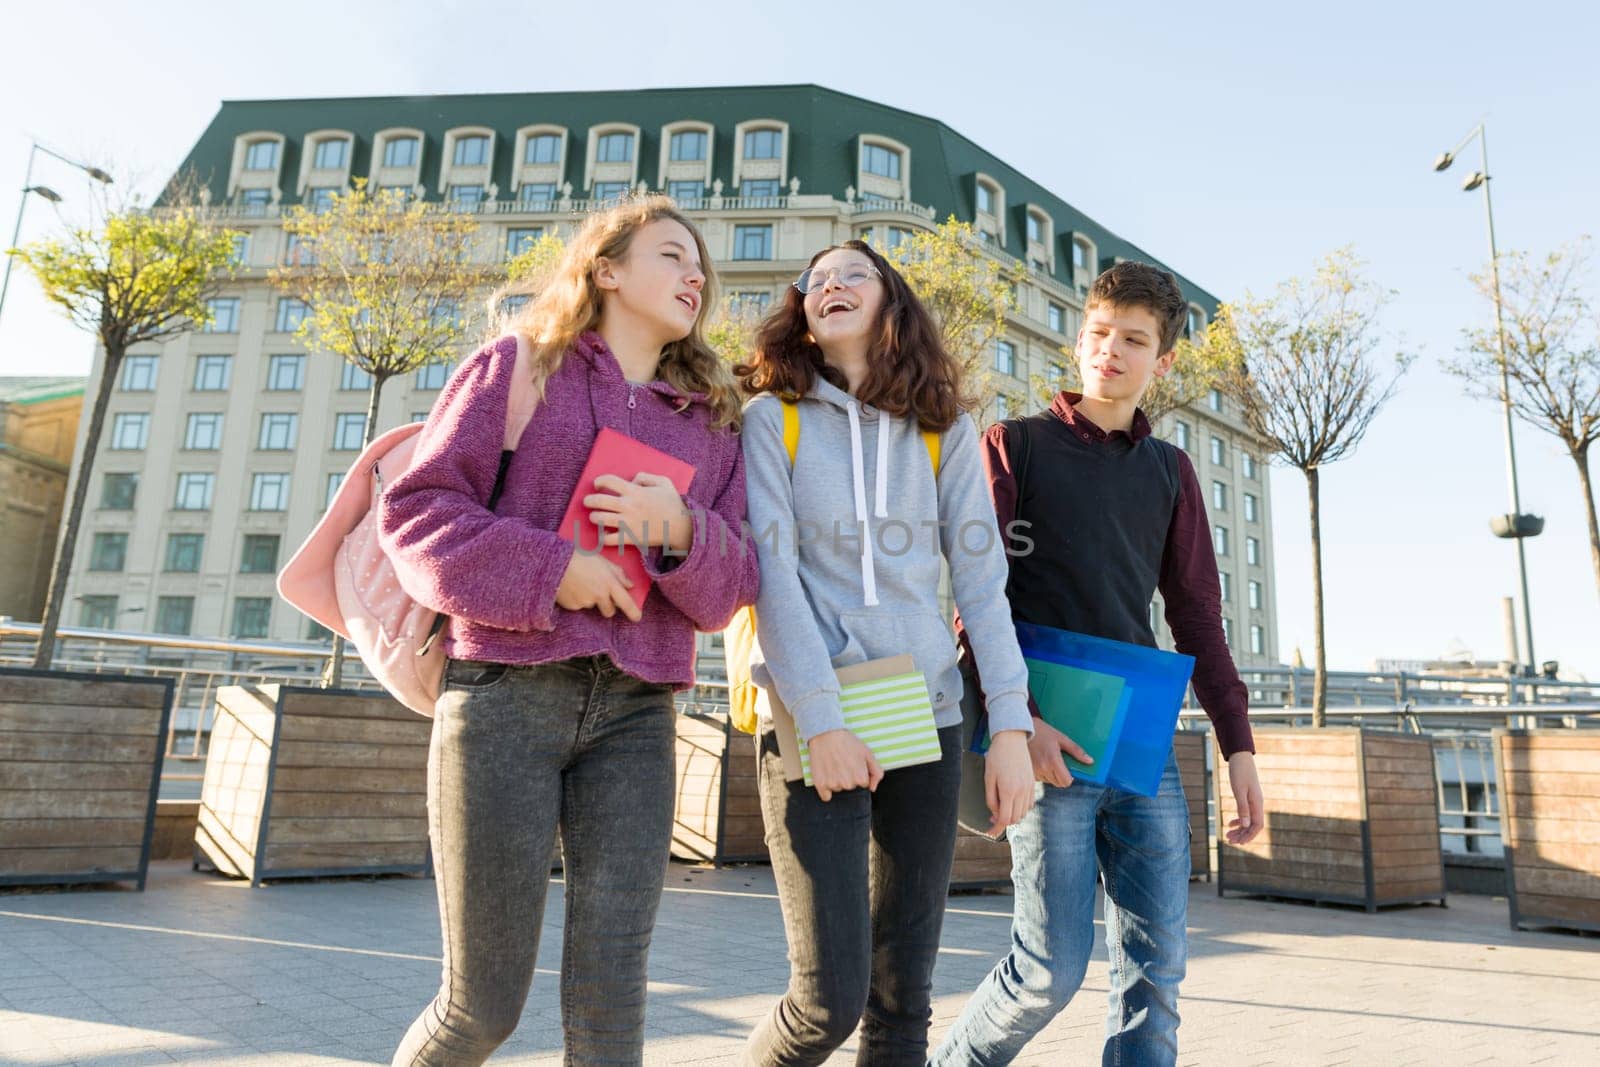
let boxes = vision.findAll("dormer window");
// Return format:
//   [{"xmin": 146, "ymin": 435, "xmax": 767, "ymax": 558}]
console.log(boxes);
[
  {"xmin": 743, "ymin": 129, "xmax": 782, "ymax": 160},
  {"xmin": 244, "ymin": 140, "xmax": 278, "ymax": 171},
  {"xmin": 670, "ymin": 130, "xmax": 707, "ymax": 161},
  {"xmin": 384, "ymin": 136, "xmax": 419, "ymax": 168},
  {"xmin": 861, "ymin": 143, "xmax": 901, "ymax": 179},
  {"xmin": 973, "ymin": 174, "xmax": 1005, "ymax": 244},
  {"xmin": 1187, "ymin": 305, "xmax": 1207, "ymax": 339},
  {"xmin": 312, "ymin": 139, "xmax": 347, "ymax": 170},
  {"xmin": 524, "ymin": 133, "xmax": 561, "ymax": 164},
  {"xmin": 977, "ymin": 183, "xmax": 995, "ymax": 215},
  {"xmin": 454, "ymin": 135, "xmax": 490, "ymax": 167},
  {"xmin": 597, "ymin": 132, "xmax": 634, "ymax": 163}
]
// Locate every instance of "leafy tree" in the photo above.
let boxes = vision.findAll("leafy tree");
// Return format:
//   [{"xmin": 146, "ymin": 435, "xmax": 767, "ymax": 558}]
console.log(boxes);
[
  {"xmin": 1215, "ymin": 248, "xmax": 1414, "ymax": 725},
  {"xmin": 1443, "ymin": 238, "xmax": 1600, "ymax": 603},
  {"xmin": 10, "ymin": 178, "xmax": 238, "ymax": 667}
]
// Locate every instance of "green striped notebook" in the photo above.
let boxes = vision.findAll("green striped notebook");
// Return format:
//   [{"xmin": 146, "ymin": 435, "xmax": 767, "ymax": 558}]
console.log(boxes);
[{"xmin": 796, "ymin": 655, "xmax": 942, "ymax": 786}]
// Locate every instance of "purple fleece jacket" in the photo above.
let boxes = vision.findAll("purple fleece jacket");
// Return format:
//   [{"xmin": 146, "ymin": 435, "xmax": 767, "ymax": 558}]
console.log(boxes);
[{"xmin": 378, "ymin": 333, "xmax": 758, "ymax": 689}]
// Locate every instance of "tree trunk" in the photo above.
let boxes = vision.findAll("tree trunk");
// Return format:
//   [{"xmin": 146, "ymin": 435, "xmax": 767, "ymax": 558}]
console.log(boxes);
[
  {"xmin": 324, "ymin": 371, "xmax": 389, "ymax": 690},
  {"xmin": 32, "ymin": 343, "xmax": 124, "ymax": 668},
  {"xmin": 1575, "ymin": 443, "xmax": 1600, "ymax": 607},
  {"xmin": 1306, "ymin": 466, "xmax": 1328, "ymax": 727}
]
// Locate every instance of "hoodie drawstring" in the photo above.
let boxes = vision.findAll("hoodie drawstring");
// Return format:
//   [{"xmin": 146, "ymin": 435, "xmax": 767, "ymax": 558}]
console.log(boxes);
[{"xmin": 846, "ymin": 401, "xmax": 880, "ymax": 607}]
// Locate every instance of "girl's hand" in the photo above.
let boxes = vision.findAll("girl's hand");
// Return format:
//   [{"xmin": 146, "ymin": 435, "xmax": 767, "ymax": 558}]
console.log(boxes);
[
  {"xmin": 555, "ymin": 551, "xmax": 641, "ymax": 621},
  {"xmin": 585, "ymin": 473, "xmax": 692, "ymax": 551},
  {"xmin": 985, "ymin": 730, "xmax": 1035, "ymax": 832},
  {"xmin": 807, "ymin": 729, "xmax": 883, "ymax": 802}
]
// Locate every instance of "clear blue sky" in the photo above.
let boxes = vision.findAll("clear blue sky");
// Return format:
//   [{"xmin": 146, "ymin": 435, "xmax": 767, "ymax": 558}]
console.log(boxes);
[{"xmin": 4, "ymin": 0, "xmax": 1598, "ymax": 678}]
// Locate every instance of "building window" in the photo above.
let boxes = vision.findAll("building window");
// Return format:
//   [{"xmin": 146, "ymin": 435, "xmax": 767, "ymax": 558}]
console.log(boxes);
[
  {"xmin": 415, "ymin": 363, "xmax": 451, "ymax": 390},
  {"xmin": 1249, "ymin": 624, "xmax": 1265, "ymax": 656},
  {"xmin": 79, "ymin": 595, "xmax": 118, "ymax": 629},
  {"xmin": 740, "ymin": 178, "xmax": 781, "ymax": 201},
  {"xmin": 1048, "ymin": 360, "xmax": 1067, "ymax": 387},
  {"xmin": 121, "ymin": 355, "xmax": 159, "ymax": 391},
  {"xmin": 1248, "ymin": 579, "xmax": 1263, "ymax": 611},
  {"xmin": 184, "ymin": 413, "xmax": 224, "ymax": 451},
  {"xmin": 1218, "ymin": 571, "xmax": 1232, "ymax": 603},
  {"xmin": 860, "ymin": 143, "xmax": 901, "ymax": 179},
  {"xmin": 1221, "ymin": 617, "xmax": 1233, "ymax": 646},
  {"xmin": 340, "ymin": 363, "xmax": 373, "ymax": 391},
  {"xmin": 505, "ymin": 227, "xmax": 543, "ymax": 258},
  {"xmin": 232, "ymin": 597, "xmax": 272, "ymax": 639},
  {"xmin": 194, "ymin": 354, "xmax": 231, "ymax": 391},
  {"xmin": 202, "ymin": 298, "xmax": 240, "ymax": 333},
  {"xmin": 1246, "ymin": 536, "xmax": 1261, "ymax": 566},
  {"xmin": 431, "ymin": 300, "xmax": 462, "ymax": 328},
  {"xmin": 1047, "ymin": 303, "xmax": 1065, "ymax": 334},
  {"xmin": 311, "ymin": 139, "xmax": 347, "ymax": 170},
  {"xmin": 995, "ymin": 394, "xmax": 1011, "ymax": 421},
  {"xmin": 669, "ymin": 130, "xmax": 707, "ymax": 162},
  {"xmin": 1243, "ymin": 452, "xmax": 1258, "ymax": 479},
  {"xmin": 1026, "ymin": 214, "xmax": 1044, "ymax": 243},
  {"xmin": 249, "ymin": 472, "xmax": 290, "ymax": 511},
  {"xmin": 110, "ymin": 413, "xmax": 149, "ymax": 450},
  {"xmin": 592, "ymin": 181, "xmax": 630, "ymax": 203},
  {"xmin": 165, "ymin": 533, "xmax": 204, "ymax": 573},
  {"xmin": 333, "ymin": 413, "xmax": 366, "ymax": 451},
  {"xmin": 1208, "ymin": 388, "xmax": 1223, "ymax": 412},
  {"xmin": 175, "ymin": 472, "xmax": 214, "ymax": 510},
  {"xmin": 519, "ymin": 182, "xmax": 557, "ymax": 206},
  {"xmin": 240, "ymin": 188, "xmax": 271, "ymax": 214},
  {"xmin": 732, "ymin": 225, "xmax": 774, "ymax": 261},
  {"xmin": 258, "ymin": 412, "xmax": 298, "ymax": 450},
  {"xmin": 154, "ymin": 596, "xmax": 194, "ymax": 636},
  {"xmin": 448, "ymin": 184, "xmax": 484, "ymax": 207},
  {"xmin": 976, "ymin": 181, "xmax": 996, "ymax": 216},
  {"xmin": 229, "ymin": 233, "xmax": 249, "ymax": 265},
  {"xmin": 524, "ymin": 133, "xmax": 561, "ymax": 164},
  {"xmin": 1210, "ymin": 435, "xmax": 1227, "ymax": 466},
  {"xmin": 453, "ymin": 135, "xmax": 490, "ymax": 166},
  {"xmin": 1187, "ymin": 307, "xmax": 1206, "ymax": 339},
  {"xmin": 274, "ymin": 298, "xmax": 308, "ymax": 333},
  {"xmin": 743, "ymin": 128, "xmax": 782, "ymax": 160},
  {"xmin": 240, "ymin": 534, "xmax": 281, "ymax": 574},
  {"xmin": 411, "ymin": 412, "xmax": 430, "ymax": 423},
  {"xmin": 1214, "ymin": 525, "xmax": 1229, "ymax": 557},
  {"xmin": 1211, "ymin": 480, "xmax": 1228, "ymax": 512},
  {"xmin": 1174, "ymin": 420, "xmax": 1191, "ymax": 451},
  {"xmin": 244, "ymin": 140, "xmax": 278, "ymax": 171},
  {"xmin": 282, "ymin": 233, "xmax": 316, "ymax": 267},
  {"xmin": 306, "ymin": 187, "xmax": 338, "ymax": 213},
  {"xmin": 667, "ymin": 180, "xmax": 703, "ymax": 203},
  {"xmin": 1244, "ymin": 492, "xmax": 1259, "ymax": 523},
  {"xmin": 88, "ymin": 532, "xmax": 127, "ymax": 572},
  {"xmin": 498, "ymin": 293, "xmax": 528, "ymax": 316},
  {"xmin": 993, "ymin": 339, "xmax": 1017, "ymax": 377},
  {"xmin": 383, "ymin": 136, "xmax": 418, "ymax": 168},
  {"xmin": 595, "ymin": 132, "xmax": 634, "ymax": 163},
  {"xmin": 267, "ymin": 354, "xmax": 305, "ymax": 391},
  {"xmin": 1073, "ymin": 238, "xmax": 1091, "ymax": 271},
  {"xmin": 325, "ymin": 472, "xmax": 344, "ymax": 509},
  {"xmin": 101, "ymin": 472, "xmax": 138, "ymax": 510}
]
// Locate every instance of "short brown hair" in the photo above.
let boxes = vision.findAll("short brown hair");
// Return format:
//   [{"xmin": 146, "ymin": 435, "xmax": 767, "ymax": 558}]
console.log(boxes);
[
  {"xmin": 736, "ymin": 240, "xmax": 970, "ymax": 433},
  {"xmin": 1085, "ymin": 261, "xmax": 1189, "ymax": 354}
]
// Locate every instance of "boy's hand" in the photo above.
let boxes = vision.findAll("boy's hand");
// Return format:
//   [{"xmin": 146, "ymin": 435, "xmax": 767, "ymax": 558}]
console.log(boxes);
[
  {"xmin": 587, "ymin": 473, "xmax": 693, "ymax": 551},
  {"xmin": 984, "ymin": 730, "xmax": 1034, "ymax": 833},
  {"xmin": 806, "ymin": 729, "xmax": 883, "ymax": 802},
  {"xmin": 1225, "ymin": 751, "xmax": 1265, "ymax": 844},
  {"xmin": 1027, "ymin": 720, "xmax": 1093, "ymax": 788},
  {"xmin": 555, "ymin": 552, "xmax": 641, "ymax": 621}
]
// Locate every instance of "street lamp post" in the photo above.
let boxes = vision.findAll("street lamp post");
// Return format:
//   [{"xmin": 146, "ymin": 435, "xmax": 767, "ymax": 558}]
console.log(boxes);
[
  {"xmin": 0, "ymin": 142, "xmax": 114, "ymax": 332},
  {"xmin": 1432, "ymin": 121, "xmax": 1541, "ymax": 678}
]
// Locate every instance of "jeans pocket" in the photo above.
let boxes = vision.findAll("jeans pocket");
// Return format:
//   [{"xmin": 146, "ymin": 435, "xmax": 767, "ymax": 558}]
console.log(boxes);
[{"xmin": 444, "ymin": 659, "xmax": 510, "ymax": 691}]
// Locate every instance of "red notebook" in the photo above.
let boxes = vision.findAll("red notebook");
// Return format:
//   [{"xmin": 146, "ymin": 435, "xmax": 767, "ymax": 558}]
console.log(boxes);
[{"xmin": 558, "ymin": 427, "xmax": 698, "ymax": 610}]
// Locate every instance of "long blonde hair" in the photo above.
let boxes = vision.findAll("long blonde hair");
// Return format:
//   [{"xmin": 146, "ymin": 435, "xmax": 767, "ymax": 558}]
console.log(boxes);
[{"xmin": 504, "ymin": 196, "xmax": 741, "ymax": 429}]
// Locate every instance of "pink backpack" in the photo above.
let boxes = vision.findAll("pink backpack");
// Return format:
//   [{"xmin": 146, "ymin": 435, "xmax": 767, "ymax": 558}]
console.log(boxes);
[{"xmin": 278, "ymin": 338, "xmax": 539, "ymax": 716}]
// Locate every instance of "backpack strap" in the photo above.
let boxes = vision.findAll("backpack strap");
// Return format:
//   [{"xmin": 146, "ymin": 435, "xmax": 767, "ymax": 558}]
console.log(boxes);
[
  {"xmin": 779, "ymin": 397, "xmax": 940, "ymax": 474},
  {"xmin": 922, "ymin": 429, "xmax": 942, "ymax": 476}
]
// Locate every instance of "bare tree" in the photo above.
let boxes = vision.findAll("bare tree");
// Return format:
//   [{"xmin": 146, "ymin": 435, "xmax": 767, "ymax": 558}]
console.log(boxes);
[
  {"xmin": 10, "ymin": 174, "xmax": 239, "ymax": 667},
  {"xmin": 1444, "ymin": 238, "xmax": 1600, "ymax": 602},
  {"xmin": 1216, "ymin": 249, "xmax": 1414, "ymax": 725}
]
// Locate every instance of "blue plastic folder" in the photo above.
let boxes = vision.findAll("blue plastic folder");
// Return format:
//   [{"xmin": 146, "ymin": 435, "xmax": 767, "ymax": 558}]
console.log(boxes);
[
  {"xmin": 1022, "ymin": 659, "xmax": 1131, "ymax": 786},
  {"xmin": 1016, "ymin": 621, "xmax": 1197, "ymax": 797}
]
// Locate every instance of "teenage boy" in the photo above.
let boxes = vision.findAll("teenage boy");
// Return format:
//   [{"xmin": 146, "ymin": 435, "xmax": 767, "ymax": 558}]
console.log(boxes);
[{"xmin": 934, "ymin": 262, "xmax": 1265, "ymax": 1066}]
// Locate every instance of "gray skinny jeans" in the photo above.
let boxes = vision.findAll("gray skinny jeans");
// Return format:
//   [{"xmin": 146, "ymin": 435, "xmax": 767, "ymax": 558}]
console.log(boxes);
[{"xmin": 392, "ymin": 655, "xmax": 677, "ymax": 1067}]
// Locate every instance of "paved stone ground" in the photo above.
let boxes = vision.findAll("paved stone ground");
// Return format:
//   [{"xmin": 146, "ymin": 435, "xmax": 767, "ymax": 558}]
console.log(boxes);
[{"xmin": 1, "ymin": 860, "xmax": 1596, "ymax": 1066}]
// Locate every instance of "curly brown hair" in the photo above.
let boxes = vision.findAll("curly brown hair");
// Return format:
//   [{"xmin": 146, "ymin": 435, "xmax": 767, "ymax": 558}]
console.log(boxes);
[{"xmin": 735, "ymin": 240, "xmax": 971, "ymax": 433}]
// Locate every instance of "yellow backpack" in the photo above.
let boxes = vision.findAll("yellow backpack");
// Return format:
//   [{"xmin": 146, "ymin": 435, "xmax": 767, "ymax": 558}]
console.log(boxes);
[{"xmin": 724, "ymin": 400, "xmax": 941, "ymax": 733}]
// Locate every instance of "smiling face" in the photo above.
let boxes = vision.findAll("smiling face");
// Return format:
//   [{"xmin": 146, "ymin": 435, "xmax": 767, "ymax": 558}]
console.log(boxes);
[
  {"xmin": 1075, "ymin": 302, "xmax": 1176, "ymax": 403},
  {"xmin": 801, "ymin": 248, "xmax": 885, "ymax": 352},
  {"xmin": 594, "ymin": 217, "xmax": 706, "ymax": 344}
]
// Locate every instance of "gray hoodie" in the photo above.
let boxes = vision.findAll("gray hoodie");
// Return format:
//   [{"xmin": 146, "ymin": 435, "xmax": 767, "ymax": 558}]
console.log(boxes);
[{"xmin": 743, "ymin": 377, "xmax": 1033, "ymax": 743}]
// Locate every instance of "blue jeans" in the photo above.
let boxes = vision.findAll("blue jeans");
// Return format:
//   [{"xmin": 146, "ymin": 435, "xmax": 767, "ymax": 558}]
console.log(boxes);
[{"xmin": 931, "ymin": 752, "xmax": 1190, "ymax": 1067}]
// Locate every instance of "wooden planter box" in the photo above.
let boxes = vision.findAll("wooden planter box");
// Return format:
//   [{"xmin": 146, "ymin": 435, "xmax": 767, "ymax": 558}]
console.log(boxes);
[
  {"xmin": 1175, "ymin": 731, "xmax": 1211, "ymax": 881},
  {"xmin": 1495, "ymin": 729, "xmax": 1600, "ymax": 933},
  {"xmin": 950, "ymin": 828, "xmax": 1012, "ymax": 890},
  {"xmin": 195, "ymin": 684, "xmax": 430, "ymax": 886},
  {"xmin": 1216, "ymin": 727, "xmax": 1445, "ymax": 911},
  {"xmin": 672, "ymin": 710, "xmax": 766, "ymax": 865},
  {"xmin": 0, "ymin": 668, "xmax": 172, "ymax": 890}
]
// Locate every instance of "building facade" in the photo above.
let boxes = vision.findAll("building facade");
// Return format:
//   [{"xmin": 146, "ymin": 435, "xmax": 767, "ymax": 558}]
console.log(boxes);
[
  {"xmin": 0, "ymin": 377, "xmax": 86, "ymax": 621},
  {"xmin": 61, "ymin": 84, "xmax": 1279, "ymax": 667}
]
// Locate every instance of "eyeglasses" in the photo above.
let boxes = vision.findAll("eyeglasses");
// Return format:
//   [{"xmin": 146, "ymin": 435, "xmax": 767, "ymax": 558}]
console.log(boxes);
[{"xmin": 793, "ymin": 264, "xmax": 881, "ymax": 294}]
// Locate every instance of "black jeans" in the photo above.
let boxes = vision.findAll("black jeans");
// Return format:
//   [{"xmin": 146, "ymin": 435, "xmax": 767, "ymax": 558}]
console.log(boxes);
[
  {"xmin": 392, "ymin": 656, "xmax": 677, "ymax": 1067},
  {"xmin": 744, "ymin": 724, "xmax": 963, "ymax": 1066}
]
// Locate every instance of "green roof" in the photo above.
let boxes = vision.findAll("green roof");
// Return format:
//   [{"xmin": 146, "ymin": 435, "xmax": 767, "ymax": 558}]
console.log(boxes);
[
  {"xmin": 169, "ymin": 83, "xmax": 1220, "ymax": 309},
  {"xmin": 0, "ymin": 376, "xmax": 86, "ymax": 405}
]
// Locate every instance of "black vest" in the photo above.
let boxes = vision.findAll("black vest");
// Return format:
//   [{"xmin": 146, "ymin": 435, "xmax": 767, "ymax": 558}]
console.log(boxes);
[{"xmin": 1005, "ymin": 412, "xmax": 1180, "ymax": 648}]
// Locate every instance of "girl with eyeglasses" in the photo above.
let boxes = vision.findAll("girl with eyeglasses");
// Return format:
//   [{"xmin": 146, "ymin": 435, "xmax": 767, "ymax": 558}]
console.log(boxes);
[{"xmin": 734, "ymin": 240, "xmax": 1036, "ymax": 1064}]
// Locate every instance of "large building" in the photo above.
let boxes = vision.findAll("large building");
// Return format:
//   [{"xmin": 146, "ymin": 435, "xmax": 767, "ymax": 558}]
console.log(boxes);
[
  {"xmin": 0, "ymin": 377, "xmax": 85, "ymax": 621},
  {"xmin": 61, "ymin": 84, "xmax": 1280, "ymax": 668}
]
